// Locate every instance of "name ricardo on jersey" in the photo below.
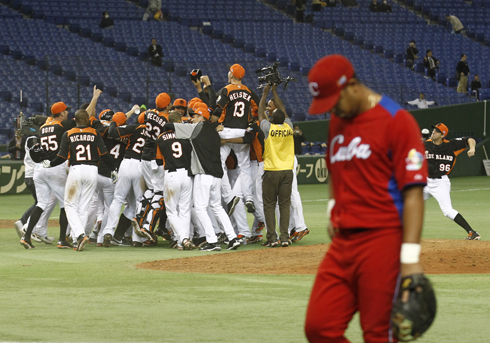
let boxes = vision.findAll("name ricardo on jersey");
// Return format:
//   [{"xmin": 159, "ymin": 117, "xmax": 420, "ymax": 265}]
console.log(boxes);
[
  {"xmin": 329, "ymin": 135, "xmax": 372, "ymax": 163},
  {"xmin": 229, "ymin": 91, "xmax": 252, "ymax": 102},
  {"xmin": 69, "ymin": 134, "xmax": 95, "ymax": 143}
]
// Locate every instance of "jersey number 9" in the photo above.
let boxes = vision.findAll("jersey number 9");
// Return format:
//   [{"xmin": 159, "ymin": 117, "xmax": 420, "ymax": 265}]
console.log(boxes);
[{"xmin": 171, "ymin": 142, "xmax": 182, "ymax": 158}]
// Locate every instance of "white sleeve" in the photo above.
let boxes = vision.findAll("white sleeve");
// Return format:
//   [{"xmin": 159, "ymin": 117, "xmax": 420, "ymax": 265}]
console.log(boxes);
[
  {"xmin": 173, "ymin": 122, "xmax": 198, "ymax": 139},
  {"xmin": 407, "ymin": 99, "xmax": 419, "ymax": 105},
  {"xmin": 426, "ymin": 101, "xmax": 435, "ymax": 106}
]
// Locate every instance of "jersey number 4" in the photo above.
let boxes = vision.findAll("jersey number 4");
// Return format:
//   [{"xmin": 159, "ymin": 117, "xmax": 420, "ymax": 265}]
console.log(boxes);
[
  {"xmin": 40, "ymin": 135, "xmax": 58, "ymax": 151},
  {"xmin": 76, "ymin": 144, "xmax": 92, "ymax": 161}
]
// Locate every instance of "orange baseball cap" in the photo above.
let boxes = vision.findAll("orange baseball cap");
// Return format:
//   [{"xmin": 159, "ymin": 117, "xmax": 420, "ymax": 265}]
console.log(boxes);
[
  {"xmin": 173, "ymin": 98, "xmax": 187, "ymax": 108},
  {"xmin": 155, "ymin": 93, "xmax": 171, "ymax": 109},
  {"xmin": 51, "ymin": 102, "xmax": 72, "ymax": 115},
  {"xmin": 112, "ymin": 112, "xmax": 127, "ymax": 126},
  {"xmin": 193, "ymin": 102, "xmax": 209, "ymax": 111},
  {"xmin": 308, "ymin": 54, "xmax": 355, "ymax": 114},
  {"xmin": 99, "ymin": 109, "xmax": 114, "ymax": 121},
  {"xmin": 138, "ymin": 112, "xmax": 145, "ymax": 124},
  {"xmin": 230, "ymin": 64, "xmax": 245, "ymax": 79},
  {"xmin": 432, "ymin": 123, "xmax": 448, "ymax": 136},
  {"xmin": 194, "ymin": 107, "xmax": 210, "ymax": 120}
]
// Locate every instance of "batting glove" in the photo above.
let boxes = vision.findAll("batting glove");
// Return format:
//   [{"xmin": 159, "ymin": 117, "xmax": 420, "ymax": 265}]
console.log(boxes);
[
  {"xmin": 42, "ymin": 160, "xmax": 51, "ymax": 168},
  {"xmin": 111, "ymin": 170, "xmax": 118, "ymax": 184}
]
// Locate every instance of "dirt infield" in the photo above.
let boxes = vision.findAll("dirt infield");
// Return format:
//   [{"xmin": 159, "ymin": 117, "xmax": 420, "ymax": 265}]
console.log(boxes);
[
  {"xmin": 138, "ymin": 239, "xmax": 490, "ymax": 275},
  {"xmin": 0, "ymin": 219, "xmax": 59, "ymax": 229}
]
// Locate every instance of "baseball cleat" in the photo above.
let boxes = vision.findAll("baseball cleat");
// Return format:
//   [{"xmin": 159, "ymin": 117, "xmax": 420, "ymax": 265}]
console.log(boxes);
[
  {"xmin": 31, "ymin": 233, "xmax": 42, "ymax": 243},
  {"xmin": 193, "ymin": 236, "xmax": 207, "ymax": 248},
  {"xmin": 226, "ymin": 238, "xmax": 241, "ymax": 250},
  {"xmin": 261, "ymin": 240, "xmax": 279, "ymax": 247},
  {"xmin": 20, "ymin": 236, "xmax": 35, "ymax": 249},
  {"xmin": 199, "ymin": 242, "xmax": 221, "ymax": 251},
  {"xmin": 217, "ymin": 232, "xmax": 227, "ymax": 244},
  {"xmin": 33, "ymin": 233, "xmax": 55, "ymax": 244},
  {"xmin": 182, "ymin": 238, "xmax": 196, "ymax": 250},
  {"xmin": 291, "ymin": 229, "xmax": 310, "ymax": 243},
  {"xmin": 280, "ymin": 239, "xmax": 292, "ymax": 247},
  {"xmin": 248, "ymin": 235, "xmax": 263, "ymax": 244},
  {"xmin": 465, "ymin": 231, "xmax": 481, "ymax": 240},
  {"xmin": 14, "ymin": 220, "xmax": 24, "ymax": 238},
  {"xmin": 245, "ymin": 200, "xmax": 256, "ymax": 213},
  {"xmin": 237, "ymin": 235, "xmax": 250, "ymax": 245},
  {"xmin": 169, "ymin": 240, "xmax": 178, "ymax": 249},
  {"xmin": 132, "ymin": 241, "xmax": 143, "ymax": 247},
  {"xmin": 96, "ymin": 243, "xmax": 104, "ymax": 247},
  {"xmin": 131, "ymin": 218, "xmax": 145, "ymax": 238},
  {"xmin": 57, "ymin": 239, "xmax": 73, "ymax": 249},
  {"xmin": 141, "ymin": 228, "xmax": 156, "ymax": 242},
  {"xmin": 255, "ymin": 221, "xmax": 265, "ymax": 233},
  {"xmin": 103, "ymin": 234, "xmax": 112, "ymax": 247},
  {"xmin": 76, "ymin": 234, "xmax": 89, "ymax": 251},
  {"xmin": 227, "ymin": 196, "xmax": 240, "ymax": 216}
]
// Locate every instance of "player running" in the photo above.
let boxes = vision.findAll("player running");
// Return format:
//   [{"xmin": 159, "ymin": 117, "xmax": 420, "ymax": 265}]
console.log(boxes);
[{"xmin": 424, "ymin": 123, "xmax": 480, "ymax": 240}]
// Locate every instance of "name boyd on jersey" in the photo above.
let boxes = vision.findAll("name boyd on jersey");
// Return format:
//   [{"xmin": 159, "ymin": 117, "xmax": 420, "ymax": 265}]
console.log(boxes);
[{"xmin": 329, "ymin": 135, "xmax": 372, "ymax": 163}]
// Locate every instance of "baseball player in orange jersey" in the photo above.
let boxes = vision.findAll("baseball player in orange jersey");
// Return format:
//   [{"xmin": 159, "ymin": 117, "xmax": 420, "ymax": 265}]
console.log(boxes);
[
  {"xmin": 102, "ymin": 113, "xmax": 147, "ymax": 246},
  {"xmin": 155, "ymin": 111, "xmax": 195, "ymax": 250},
  {"xmin": 424, "ymin": 123, "xmax": 480, "ymax": 240},
  {"xmin": 133, "ymin": 93, "xmax": 172, "ymax": 243},
  {"xmin": 20, "ymin": 87, "xmax": 103, "ymax": 249},
  {"xmin": 211, "ymin": 64, "xmax": 261, "ymax": 214},
  {"xmin": 41, "ymin": 109, "xmax": 118, "ymax": 251}
]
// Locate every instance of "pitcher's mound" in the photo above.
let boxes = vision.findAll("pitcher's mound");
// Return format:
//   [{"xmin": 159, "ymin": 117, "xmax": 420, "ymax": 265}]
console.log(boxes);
[{"xmin": 137, "ymin": 239, "xmax": 490, "ymax": 275}]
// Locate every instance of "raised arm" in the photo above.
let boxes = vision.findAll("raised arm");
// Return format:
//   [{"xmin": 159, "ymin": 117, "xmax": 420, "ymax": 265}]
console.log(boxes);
[
  {"xmin": 258, "ymin": 84, "xmax": 270, "ymax": 123},
  {"xmin": 85, "ymin": 86, "xmax": 103, "ymax": 118},
  {"xmin": 271, "ymin": 85, "xmax": 286, "ymax": 114}
]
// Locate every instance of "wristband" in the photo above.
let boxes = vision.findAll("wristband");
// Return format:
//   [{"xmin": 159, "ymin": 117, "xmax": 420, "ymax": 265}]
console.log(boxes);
[
  {"xmin": 400, "ymin": 243, "xmax": 421, "ymax": 264},
  {"xmin": 327, "ymin": 199, "xmax": 335, "ymax": 219}
]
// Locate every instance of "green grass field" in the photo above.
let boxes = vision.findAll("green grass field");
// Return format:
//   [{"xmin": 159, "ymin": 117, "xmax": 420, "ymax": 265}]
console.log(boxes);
[{"xmin": 1, "ymin": 177, "xmax": 489, "ymax": 342}]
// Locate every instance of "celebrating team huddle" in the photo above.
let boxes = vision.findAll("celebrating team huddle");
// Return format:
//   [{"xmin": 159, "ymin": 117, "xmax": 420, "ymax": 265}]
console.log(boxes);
[{"xmin": 15, "ymin": 63, "xmax": 309, "ymax": 252}]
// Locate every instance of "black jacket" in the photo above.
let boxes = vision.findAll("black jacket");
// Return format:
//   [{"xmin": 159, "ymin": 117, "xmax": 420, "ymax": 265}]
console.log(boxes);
[
  {"xmin": 406, "ymin": 46, "xmax": 418, "ymax": 60},
  {"xmin": 456, "ymin": 60, "xmax": 470, "ymax": 76},
  {"xmin": 8, "ymin": 136, "xmax": 26, "ymax": 160},
  {"xmin": 369, "ymin": 2, "xmax": 379, "ymax": 11},
  {"xmin": 99, "ymin": 17, "xmax": 114, "ymax": 29},
  {"xmin": 424, "ymin": 56, "xmax": 439, "ymax": 70},
  {"xmin": 148, "ymin": 44, "xmax": 163, "ymax": 60}
]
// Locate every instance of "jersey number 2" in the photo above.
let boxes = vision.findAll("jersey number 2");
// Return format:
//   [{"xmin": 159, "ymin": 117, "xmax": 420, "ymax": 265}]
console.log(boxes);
[{"xmin": 76, "ymin": 145, "xmax": 92, "ymax": 161}]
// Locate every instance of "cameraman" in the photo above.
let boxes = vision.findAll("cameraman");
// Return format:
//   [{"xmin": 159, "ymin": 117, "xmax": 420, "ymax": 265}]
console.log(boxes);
[
  {"xmin": 191, "ymin": 75, "xmax": 217, "ymax": 109},
  {"xmin": 8, "ymin": 131, "xmax": 26, "ymax": 160}
]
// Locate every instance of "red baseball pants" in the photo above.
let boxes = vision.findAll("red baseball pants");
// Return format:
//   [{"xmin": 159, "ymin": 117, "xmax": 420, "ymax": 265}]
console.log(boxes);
[{"xmin": 305, "ymin": 228, "xmax": 402, "ymax": 343}]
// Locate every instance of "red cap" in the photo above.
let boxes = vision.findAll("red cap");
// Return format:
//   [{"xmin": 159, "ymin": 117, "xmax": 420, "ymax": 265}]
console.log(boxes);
[
  {"xmin": 112, "ymin": 112, "xmax": 127, "ymax": 126},
  {"xmin": 432, "ymin": 123, "xmax": 448, "ymax": 136},
  {"xmin": 138, "ymin": 112, "xmax": 145, "ymax": 124},
  {"xmin": 308, "ymin": 54, "xmax": 355, "ymax": 114},
  {"xmin": 51, "ymin": 102, "xmax": 72, "ymax": 115},
  {"xmin": 155, "ymin": 93, "xmax": 171, "ymax": 109},
  {"xmin": 194, "ymin": 106, "xmax": 210, "ymax": 120},
  {"xmin": 173, "ymin": 98, "xmax": 187, "ymax": 108},
  {"xmin": 230, "ymin": 64, "xmax": 245, "ymax": 79}
]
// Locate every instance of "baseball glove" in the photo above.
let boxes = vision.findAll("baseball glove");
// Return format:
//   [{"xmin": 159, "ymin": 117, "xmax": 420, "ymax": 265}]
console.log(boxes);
[{"xmin": 391, "ymin": 274, "xmax": 436, "ymax": 342}]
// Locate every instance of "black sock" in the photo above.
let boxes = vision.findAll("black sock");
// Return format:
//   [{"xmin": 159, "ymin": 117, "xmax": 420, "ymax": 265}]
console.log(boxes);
[
  {"xmin": 158, "ymin": 203, "xmax": 167, "ymax": 228},
  {"xmin": 59, "ymin": 208, "xmax": 68, "ymax": 241},
  {"xmin": 454, "ymin": 213, "xmax": 474, "ymax": 233},
  {"xmin": 24, "ymin": 206, "xmax": 44, "ymax": 239},
  {"xmin": 114, "ymin": 214, "xmax": 131, "ymax": 240}
]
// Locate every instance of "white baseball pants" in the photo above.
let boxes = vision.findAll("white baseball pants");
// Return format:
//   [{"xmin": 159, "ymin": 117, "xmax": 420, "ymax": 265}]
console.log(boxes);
[
  {"xmin": 289, "ymin": 156, "xmax": 307, "ymax": 232},
  {"xmin": 64, "ymin": 165, "xmax": 98, "ymax": 238},
  {"xmin": 220, "ymin": 140, "xmax": 253, "ymax": 203},
  {"xmin": 103, "ymin": 158, "xmax": 144, "ymax": 236},
  {"xmin": 34, "ymin": 162, "xmax": 68, "ymax": 210},
  {"xmin": 193, "ymin": 174, "xmax": 237, "ymax": 244},
  {"xmin": 164, "ymin": 168, "xmax": 192, "ymax": 243},
  {"xmin": 423, "ymin": 175, "xmax": 458, "ymax": 220}
]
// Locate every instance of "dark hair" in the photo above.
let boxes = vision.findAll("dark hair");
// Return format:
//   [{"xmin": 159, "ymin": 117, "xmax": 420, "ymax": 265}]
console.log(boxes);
[
  {"xmin": 426, "ymin": 49, "xmax": 431, "ymax": 54},
  {"xmin": 102, "ymin": 12, "xmax": 108, "ymax": 16},
  {"xmin": 461, "ymin": 53, "xmax": 465, "ymax": 58},
  {"xmin": 446, "ymin": 14, "xmax": 450, "ymax": 18},
  {"xmin": 475, "ymin": 74, "xmax": 479, "ymax": 77},
  {"xmin": 410, "ymin": 40, "xmax": 415, "ymax": 44},
  {"xmin": 420, "ymin": 93, "xmax": 425, "ymax": 96},
  {"xmin": 271, "ymin": 109, "xmax": 285, "ymax": 124},
  {"xmin": 75, "ymin": 109, "xmax": 89, "ymax": 124},
  {"xmin": 79, "ymin": 102, "xmax": 90, "ymax": 110}
]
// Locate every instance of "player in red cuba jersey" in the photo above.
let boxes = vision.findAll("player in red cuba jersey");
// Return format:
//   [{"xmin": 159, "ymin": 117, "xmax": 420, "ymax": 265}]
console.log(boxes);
[{"xmin": 304, "ymin": 55, "xmax": 430, "ymax": 343}]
